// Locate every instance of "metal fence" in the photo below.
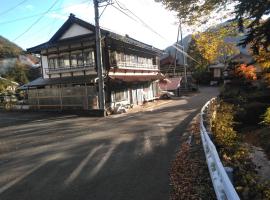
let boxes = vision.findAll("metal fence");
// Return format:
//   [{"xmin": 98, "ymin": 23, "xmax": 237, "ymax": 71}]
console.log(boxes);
[{"xmin": 200, "ymin": 98, "xmax": 240, "ymax": 200}]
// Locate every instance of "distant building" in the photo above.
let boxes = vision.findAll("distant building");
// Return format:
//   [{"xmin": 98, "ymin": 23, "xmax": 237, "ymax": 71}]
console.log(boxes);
[
  {"xmin": 23, "ymin": 14, "xmax": 163, "ymax": 111},
  {"xmin": 160, "ymin": 55, "xmax": 185, "ymax": 77},
  {"xmin": 160, "ymin": 35, "xmax": 192, "ymax": 78},
  {"xmin": 230, "ymin": 52, "xmax": 254, "ymax": 65},
  {"xmin": 209, "ymin": 63, "xmax": 225, "ymax": 79}
]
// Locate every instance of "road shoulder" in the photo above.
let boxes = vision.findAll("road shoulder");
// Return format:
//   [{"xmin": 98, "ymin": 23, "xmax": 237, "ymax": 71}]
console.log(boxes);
[{"xmin": 170, "ymin": 115, "xmax": 216, "ymax": 200}]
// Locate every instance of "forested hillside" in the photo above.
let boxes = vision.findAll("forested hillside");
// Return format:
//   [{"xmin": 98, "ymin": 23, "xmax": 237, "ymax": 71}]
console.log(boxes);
[
  {"xmin": 0, "ymin": 36, "xmax": 40, "ymax": 86},
  {"xmin": 0, "ymin": 36, "xmax": 23, "ymax": 58}
]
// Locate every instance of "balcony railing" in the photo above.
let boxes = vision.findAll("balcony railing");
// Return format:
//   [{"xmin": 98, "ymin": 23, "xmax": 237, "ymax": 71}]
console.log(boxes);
[
  {"xmin": 45, "ymin": 64, "xmax": 96, "ymax": 74},
  {"xmin": 115, "ymin": 61, "xmax": 159, "ymax": 71}
]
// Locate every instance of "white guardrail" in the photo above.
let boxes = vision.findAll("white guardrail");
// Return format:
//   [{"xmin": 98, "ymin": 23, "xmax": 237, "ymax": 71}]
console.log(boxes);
[{"xmin": 200, "ymin": 98, "xmax": 240, "ymax": 200}]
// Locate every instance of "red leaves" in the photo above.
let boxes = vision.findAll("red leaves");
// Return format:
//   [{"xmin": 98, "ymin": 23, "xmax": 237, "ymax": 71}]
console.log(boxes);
[{"xmin": 235, "ymin": 64, "xmax": 257, "ymax": 80}]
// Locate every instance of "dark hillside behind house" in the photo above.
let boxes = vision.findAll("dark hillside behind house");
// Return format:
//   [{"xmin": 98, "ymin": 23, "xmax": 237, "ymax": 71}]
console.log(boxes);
[
  {"xmin": 0, "ymin": 36, "xmax": 41, "ymax": 85},
  {"xmin": 0, "ymin": 35, "xmax": 23, "ymax": 58}
]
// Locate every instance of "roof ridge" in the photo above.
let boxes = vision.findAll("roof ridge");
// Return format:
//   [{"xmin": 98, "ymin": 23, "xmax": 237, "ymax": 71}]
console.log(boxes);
[{"xmin": 27, "ymin": 13, "xmax": 163, "ymax": 54}]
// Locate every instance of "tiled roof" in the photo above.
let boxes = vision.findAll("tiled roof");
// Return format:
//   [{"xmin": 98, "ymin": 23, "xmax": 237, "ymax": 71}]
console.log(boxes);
[
  {"xmin": 159, "ymin": 77, "xmax": 182, "ymax": 91},
  {"xmin": 19, "ymin": 75, "xmax": 96, "ymax": 89},
  {"xmin": 27, "ymin": 13, "xmax": 163, "ymax": 55}
]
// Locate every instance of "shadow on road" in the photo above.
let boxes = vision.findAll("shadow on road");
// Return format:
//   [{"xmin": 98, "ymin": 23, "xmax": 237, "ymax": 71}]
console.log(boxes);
[{"xmin": 0, "ymin": 87, "xmax": 218, "ymax": 200}]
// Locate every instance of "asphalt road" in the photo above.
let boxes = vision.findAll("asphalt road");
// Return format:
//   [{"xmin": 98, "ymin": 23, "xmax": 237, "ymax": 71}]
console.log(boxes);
[{"xmin": 0, "ymin": 87, "xmax": 218, "ymax": 200}]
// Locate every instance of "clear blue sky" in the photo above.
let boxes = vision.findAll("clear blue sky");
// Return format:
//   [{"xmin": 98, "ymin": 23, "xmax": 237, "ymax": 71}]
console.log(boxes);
[
  {"xmin": 0, "ymin": 0, "xmax": 83, "ymax": 49},
  {"xmin": 0, "ymin": 0, "xmax": 189, "ymax": 50}
]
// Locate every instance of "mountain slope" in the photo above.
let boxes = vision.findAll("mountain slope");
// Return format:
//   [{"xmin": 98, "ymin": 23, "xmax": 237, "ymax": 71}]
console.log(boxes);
[
  {"xmin": 163, "ymin": 21, "xmax": 250, "ymax": 65},
  {"xmin": 0, "ymin": 36, "xmax": 23, "ymax": 58},
  {"xmin": 162, "ymin": 34, "xmax": 192, "ymax": 65}
]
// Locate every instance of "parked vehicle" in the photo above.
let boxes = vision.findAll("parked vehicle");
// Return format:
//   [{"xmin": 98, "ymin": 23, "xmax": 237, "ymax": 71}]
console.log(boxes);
[{"xmin": 159, "ymin": 91, "xmax": 175, "ymax": 99}]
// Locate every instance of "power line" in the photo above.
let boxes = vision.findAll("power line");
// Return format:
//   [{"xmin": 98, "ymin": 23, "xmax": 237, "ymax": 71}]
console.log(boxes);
[
  {"xmin": 111, "ymin": 4, "xmax": 139, "ymax": 23},
  {"xmin": 113, "ymin": 0, "xmax": 200, "ymax": 64},
  {"xmin": 99, "ymin": 0, "xmax": 114, "ymax": 18},
  {"xmin": 13, "ymin": 0, "xmax": 61, "ymax": 42},
  {"xmin": 46, "ymin": 1, "xmax": 92, "ymax": 41},
  {"xmin": 30, "ymin": 0, "xmax": 65, "ymax": 42},
  {"xmin": 0, "ymin": 0, "xmax": 89, "ymax": 26},
  {"xmin": 115, "ymin": 0, "xmax": 169, "ymax": 44},
  {"xmin": 0, "ymin": 0, "xmax": 28, "ymax": 17}
]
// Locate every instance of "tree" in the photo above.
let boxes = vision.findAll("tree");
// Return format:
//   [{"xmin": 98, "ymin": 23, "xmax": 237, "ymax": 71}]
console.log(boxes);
[
  {"xmin": 187, "ymin": 36, "xmax": 209, "ymax": 69},
  {"xmin": 235, "ymin": 64, "xmax": 257, "ymax": 80},
  {"xmin": 262, "ymin": 107, "xmax": 270, "ymax": 126},
  {"xmin": 5, "ymin": 61, "xmax": 29, "ymax": 84},
  {"xmin": 156, "ymin": 0, "xmax": 270, "ymax": 52},
  {"xmin": 192, "ymin": 24, "xmax": 239, "ymax": 65},
  {"xmin": 0, "ymin": 36, "xmax": 23, "ymax": 58},
  {"xmin": 252, "ymin": 46, "xmax": 270, "ymax": 70},
  {"xmin": 0, "ymin": 79, "xmax": 8, "ymax": 93}
]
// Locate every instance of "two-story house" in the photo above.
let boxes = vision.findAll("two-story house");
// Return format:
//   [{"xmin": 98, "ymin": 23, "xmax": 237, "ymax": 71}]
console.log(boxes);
[{"xmin": 23, "ymin": 14, "xmax": 163, "ymax": 112}]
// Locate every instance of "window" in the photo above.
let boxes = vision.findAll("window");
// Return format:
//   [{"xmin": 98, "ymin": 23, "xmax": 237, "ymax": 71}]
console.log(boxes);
[
  {"xmin": 48, "ymin": 57, "xmax": 58, "ymax": 69},
  {"xmin": 58, "ymin": 56, "xmax": 64, "ymax": 67},
  {"xmin": 114, "ymin": 52, "xmax": 120, "ymax": 63},
  {"xmin": 48, "ymin": 58, "xmax": 54, "ymax": 69},
  {"xmin": 148, "ymin": 58, "xmax": 152, "ymax": 65},
  {"xmin": 63, "ymin": 54, "xmax": 70, "ymax": 68},
  {"xmin": 83, "ymin": 50, "xmax": 95, "ymax": 66},
  {"xmin": 120, "ymin": 53, "xmax": 124, "ymax": 62},
  {"xmin": 131, "ymin": 55, "xmax": 137, "ymax": 63},
  {"xmin": 58, "ymin": 53, "xmax": 69, "ymax": 68},
  {"xmin": 214, "ymin": 68, "xmax": 221, "ymax": 78},
  {"xmin": 114, "ymin": 90, "xmax": 128, "ymax": 102},
  {"xmin": 70, "ymin": 51, "xmax": 78, "ymax": 67},
  {"xmin": 77, "ymin": 51, "xmax": 83, "ymax": 66},
  {"xmin": 54, "ymin": 58, "xmax": 59, "ymax": 68},
  {"xmin": 125, "ymin": 54, "xmax": 130, "ymax": 63}
]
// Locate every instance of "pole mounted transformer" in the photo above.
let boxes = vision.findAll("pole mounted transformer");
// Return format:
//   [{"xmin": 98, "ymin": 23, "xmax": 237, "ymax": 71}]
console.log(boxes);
[{"xmin": 93, "ymin": 0, "xmax": 105, "ymax": 112}]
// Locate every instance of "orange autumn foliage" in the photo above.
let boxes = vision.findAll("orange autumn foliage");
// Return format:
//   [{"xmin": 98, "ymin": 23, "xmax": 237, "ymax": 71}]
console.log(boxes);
[{"xmin": 235, "ymin": 64, "xmax": 257, "ymax": 80}]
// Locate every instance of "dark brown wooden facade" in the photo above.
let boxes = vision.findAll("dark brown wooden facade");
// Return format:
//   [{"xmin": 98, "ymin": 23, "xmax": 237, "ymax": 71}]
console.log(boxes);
[{"xmin": 25, "ymin": 14, "xmax": 163, "ymax": 111}]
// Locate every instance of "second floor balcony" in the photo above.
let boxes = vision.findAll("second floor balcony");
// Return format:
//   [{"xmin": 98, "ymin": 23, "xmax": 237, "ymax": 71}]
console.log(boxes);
[
  {"xmin": 114, "ymin": 61, "xmax": 159, "ymax": 71},
  {"xmin": 45, "ymin": 63, "xmax": 96, "ymax": 75},
  {"xmin": 45, "ymin": 49, "xmax": 96, "ymax": 75},
  {"xmin": 111, "ymin": 52, "xmax": 159, "ymax": 71}
]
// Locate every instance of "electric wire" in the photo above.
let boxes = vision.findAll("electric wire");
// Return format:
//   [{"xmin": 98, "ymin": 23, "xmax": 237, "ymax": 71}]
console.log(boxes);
[
  {"xmin": 0, "ymin": 0, "xmax": 89, "ymax": 26},
  {"xmin": 13, "ymin": 0, "xmax": 61, "ymax": 42},
  {"xmin": 99, "ymin": 0, "xmax": 115, "ymax": 18},
  {"xmin": 113, "ymin": 0, "xmax": 200, "ymax": 64},
  {"xmin": 0, "ymin": 0, "xmax": 28, "ymax": 17},
  {"xmin": 110, "ymin": 4, "xmax": 139, "ymax": 23},
  {"xmin": 33, "ymin": 0, "xmax": 65, "ymax": 42}
]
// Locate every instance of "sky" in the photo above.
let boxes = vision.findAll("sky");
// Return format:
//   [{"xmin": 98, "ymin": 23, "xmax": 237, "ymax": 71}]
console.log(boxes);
[{"xmin": 0, "ymin": 0, "xmax": 189, "ymax": 50}]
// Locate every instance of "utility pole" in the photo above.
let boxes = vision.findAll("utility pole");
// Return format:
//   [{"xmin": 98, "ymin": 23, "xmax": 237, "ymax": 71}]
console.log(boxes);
[
  {"xmin": 173, "ymin": 24, "xmax": 180, "ymax": 76},
  {"xmin": 179, "ymin": 20, "xmax": 188, "ymax": 89},
  {"xmin": 94, "ymin": 0, "xmax": 105, "ymax": 112}
]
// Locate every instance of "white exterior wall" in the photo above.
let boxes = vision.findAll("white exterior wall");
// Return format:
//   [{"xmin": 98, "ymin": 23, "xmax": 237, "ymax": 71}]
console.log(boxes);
[
  {"xmin": 60, "ymin": 24, "xmax": 92, "ymax": 40},
  {"xmin": 41, "ymin": 56, "xmax": 49, "ymax": 79}
]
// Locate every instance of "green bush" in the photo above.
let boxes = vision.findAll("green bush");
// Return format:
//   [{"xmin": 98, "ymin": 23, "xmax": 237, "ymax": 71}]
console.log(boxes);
[
  {"xmin": 262, "ymin": 107, "xmax": 270, "ymax": 125},
  {"xmin": 210, "ymin": 101, "xmax": 270, "ymax": 199},
  {"xmin": 211, "ymin": 101, "xmax": 238, "ymax": 152},
  {"xmin": 235, "ymin": 102, "xmax": 270, "ymax": 127},
  {"xmin": 192, "ymin": 70, "xmax": 212, "ymax": 85}
]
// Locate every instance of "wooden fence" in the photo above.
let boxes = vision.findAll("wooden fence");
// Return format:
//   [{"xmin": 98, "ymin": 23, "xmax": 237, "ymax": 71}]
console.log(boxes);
[{"xmin": 27, "ymin": 86, "xmax": 98, "ymax": 110}]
